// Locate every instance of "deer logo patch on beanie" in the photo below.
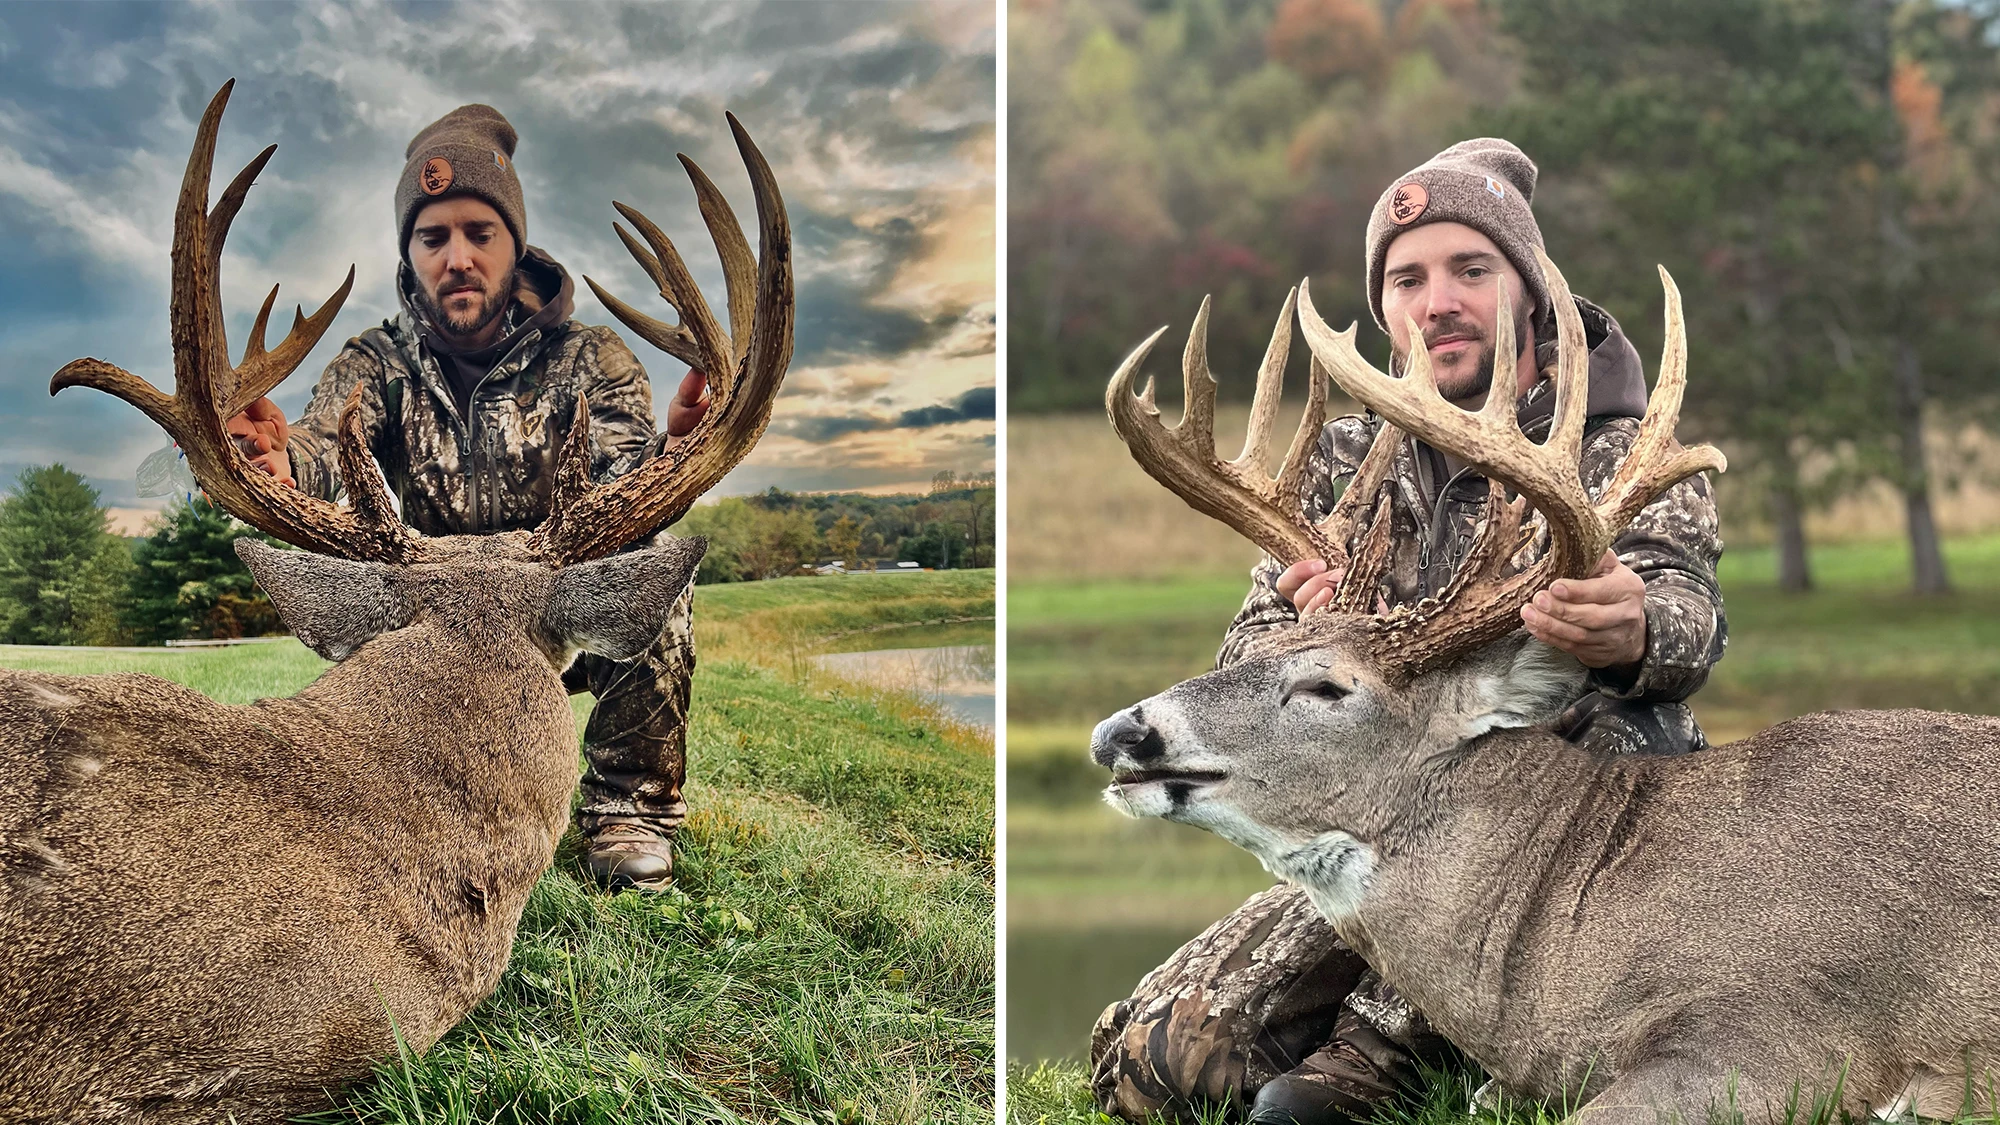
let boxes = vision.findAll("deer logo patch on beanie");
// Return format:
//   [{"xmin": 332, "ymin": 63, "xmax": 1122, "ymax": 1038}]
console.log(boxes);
[
  {"xmin": 1390, "ymin": 183, "xmax": 1429, "ymax": 225},
  {"xmin": 420, "ymin": 157, "xmax": 454, "ymax": 196}
]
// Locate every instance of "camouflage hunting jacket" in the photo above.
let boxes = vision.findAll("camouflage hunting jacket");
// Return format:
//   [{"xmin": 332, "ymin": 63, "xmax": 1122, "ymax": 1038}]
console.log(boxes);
[
  {"xmin": 1220, "ymin": 296, "xmax": 1727, "ymax": 745},
  {"xmin": 286, "ymin": 248, "xmax": 669, "ymax": 536}
]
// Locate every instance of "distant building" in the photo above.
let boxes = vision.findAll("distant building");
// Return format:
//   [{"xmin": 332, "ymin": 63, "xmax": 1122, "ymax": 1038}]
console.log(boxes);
[{"xmin": 803, "ymin": 559, "xmax": 924, "ymax": 577}]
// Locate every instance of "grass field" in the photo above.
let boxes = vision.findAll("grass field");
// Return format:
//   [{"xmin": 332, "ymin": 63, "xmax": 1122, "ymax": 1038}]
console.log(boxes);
[
  {"xmin": 0, "ymin": 570, "xmax": 996, "ymax": 1125},
  {"xmin": 1005, "ymin": 531, "xmax": 2000, "ymax": 1122}
]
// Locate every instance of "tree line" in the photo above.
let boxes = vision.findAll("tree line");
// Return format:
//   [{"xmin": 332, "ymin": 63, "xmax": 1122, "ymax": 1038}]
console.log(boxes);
[
  {"xmin": 1010, "ymin": 0, "xmax": 2000, "ymax": 592},
  {"xmin": 0, "ymin": 466, "xmax": 279, "ymax": 647},
  {"xmin": 673, "ymin": 473, "xmax": 998, "ymax": 583},
  {"xmin": 0, "ymin": 465, "xmax": 997, "ymax": 647}
]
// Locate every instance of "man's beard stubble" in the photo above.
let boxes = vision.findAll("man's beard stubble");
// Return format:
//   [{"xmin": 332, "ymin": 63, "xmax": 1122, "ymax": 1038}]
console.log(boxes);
[
  {"xmin": 1391, "ymin": 305, "xmax": 1534, "ymax": 404},
  {"xmin": 420, "ymin": 266, "xmax": 515, "ymax": 342}
]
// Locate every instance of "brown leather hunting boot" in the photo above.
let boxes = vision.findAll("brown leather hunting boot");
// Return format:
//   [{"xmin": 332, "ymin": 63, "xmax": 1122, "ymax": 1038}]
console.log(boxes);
[
  {"xmin": 583, "ymin": 821, "xmax": 674, "ymax": 892},
  {"xmin": 1246, "ymin": 1011, "xmax": 1419, "ymax": 1125}
]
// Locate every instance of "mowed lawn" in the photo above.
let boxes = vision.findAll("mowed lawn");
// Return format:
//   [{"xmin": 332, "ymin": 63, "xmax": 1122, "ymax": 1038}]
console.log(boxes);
[
  {"xmin": 0, "ymin": 570, "xmax": 996, "ymax": 1125},
  {"xmin": 1006, "ymin": 539, "xmax": 2000, "ymax": 1122}
]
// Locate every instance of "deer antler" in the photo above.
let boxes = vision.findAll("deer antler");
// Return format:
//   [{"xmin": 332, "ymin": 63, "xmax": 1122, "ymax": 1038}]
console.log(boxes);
[
  {"xmin": 1296, "ymin": 250, "xmax": 1726, "ymax": 679},
  {"xmin": 1106, "ymin": 288, "xmax": 1404, "ymax": 577},
  {"xmin": 532, "ymin": 114, "xmax": 793, "ymax": 563},
  {"xmin": 49, "ymin": 80, "xmax": 415, "ymax": 564}
]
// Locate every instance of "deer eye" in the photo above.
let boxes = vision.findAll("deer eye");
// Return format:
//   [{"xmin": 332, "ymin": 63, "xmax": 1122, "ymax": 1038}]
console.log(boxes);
[{"xmin": 1283, "ymin": 678, "xmax": 1349, "ymax": 706}]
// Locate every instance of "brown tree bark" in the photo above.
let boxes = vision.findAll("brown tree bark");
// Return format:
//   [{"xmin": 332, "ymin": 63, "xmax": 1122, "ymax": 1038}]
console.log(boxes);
[{"xmin": 1766, "ymin": 444, "xmax": 1813, "ymax": 593}]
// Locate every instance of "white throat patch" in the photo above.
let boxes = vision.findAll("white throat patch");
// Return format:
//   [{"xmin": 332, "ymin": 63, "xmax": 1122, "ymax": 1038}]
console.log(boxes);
[{"xmin": 1272, "ymin": 830, "xmax": 1377, "ymax": 922}]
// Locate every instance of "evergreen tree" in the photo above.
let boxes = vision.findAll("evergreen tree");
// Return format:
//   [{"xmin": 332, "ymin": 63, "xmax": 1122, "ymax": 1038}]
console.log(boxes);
[
  {"xmin": 125, "ymin": 499, "xmax": 281, "ymax": 644},
  {"xmin": 0, "ymin": 465, "xmax": 131, "ymax": 645}
]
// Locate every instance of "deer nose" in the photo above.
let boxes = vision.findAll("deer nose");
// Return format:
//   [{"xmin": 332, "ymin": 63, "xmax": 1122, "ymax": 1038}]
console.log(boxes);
[{"xmin": 1091, "ymin": 707, "xmax": 1165, "ymax": 768}]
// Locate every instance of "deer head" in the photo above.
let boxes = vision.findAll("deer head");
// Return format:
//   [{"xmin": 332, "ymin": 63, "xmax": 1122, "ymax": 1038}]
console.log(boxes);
[
  {"xmin": 49, "ymin": 80, "xmax": 794, "ymax": 663},
  {"xmin": 1093, "ymin": 258, "xmax": 1723, "ymax": 894}
]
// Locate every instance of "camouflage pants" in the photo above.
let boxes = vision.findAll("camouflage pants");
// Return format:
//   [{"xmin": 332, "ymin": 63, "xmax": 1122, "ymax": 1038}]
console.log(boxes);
[
  {"xmin": 561, "ymin": 583, "xmax": 696, "ymax": 834},
  {"xmin": 1088, "ymin": 694, "xmax": 1706, "ymax": 1122}
]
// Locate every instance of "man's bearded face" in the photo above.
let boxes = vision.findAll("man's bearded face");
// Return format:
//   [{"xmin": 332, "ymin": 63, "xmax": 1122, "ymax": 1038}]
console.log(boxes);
[
  {"xmin": 1379, "ymin": 222, "xmax": 1534, "ymax": 404},
  {"xmin": 418, "ymin": 262, "xmax": 515, "ymax": 340},
  {"xmin": 1390, "ymin": 307, "xmax": 1532, "ymax": 402},
  {"xmin": 407, "ymin": 196, "xmax": 518, "ymax": 344}
]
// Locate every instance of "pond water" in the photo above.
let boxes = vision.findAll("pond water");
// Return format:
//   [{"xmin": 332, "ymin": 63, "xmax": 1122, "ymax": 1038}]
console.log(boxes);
[
  {"xmin": 811, "ymin": 621, "xmax": 995, "ymax": 728},
  {"xmin": 1009, "ymin": 924, "xmax": 1207, "ymax": 1063}
]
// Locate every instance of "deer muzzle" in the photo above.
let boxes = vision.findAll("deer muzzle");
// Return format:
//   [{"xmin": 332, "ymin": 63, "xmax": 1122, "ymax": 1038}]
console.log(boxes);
[{"xmin": 1091, "ymin": 705, "xmax": 1230, "ymax": 817}]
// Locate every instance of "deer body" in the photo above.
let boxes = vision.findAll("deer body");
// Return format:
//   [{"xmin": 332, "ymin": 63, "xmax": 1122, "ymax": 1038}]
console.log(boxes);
[
  {"xmin": 1104, "ymin": 634, "xmax": 2000, "ymax": 1124},
  {"xmin": 0, "ymin": 549, "xmax": 623, "ymax": 1123},
  {"xmin": 1304, "ymin": 711, "xmax": 2000, "ymax": 1119}
]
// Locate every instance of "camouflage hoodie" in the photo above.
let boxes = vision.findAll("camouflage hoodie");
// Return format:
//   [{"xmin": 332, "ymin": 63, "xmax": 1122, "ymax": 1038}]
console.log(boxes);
[
  {"xmin": 286, "ymin": 247, "xmax": 668, "ymax": 535},
  {"xmin": 1219, "ymin": 295, "xmax": 1726, "ymax": 745}
]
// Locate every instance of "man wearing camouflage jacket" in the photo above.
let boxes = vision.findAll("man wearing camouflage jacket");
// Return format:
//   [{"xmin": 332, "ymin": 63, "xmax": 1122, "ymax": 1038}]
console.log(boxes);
[
  {"xmin": 1090, "ymin": 140, "xmax": 1728, "ymax": 1124},
  {"xmin": 225, "ymin": 104, "xmax": 703, "ymax": 892}
]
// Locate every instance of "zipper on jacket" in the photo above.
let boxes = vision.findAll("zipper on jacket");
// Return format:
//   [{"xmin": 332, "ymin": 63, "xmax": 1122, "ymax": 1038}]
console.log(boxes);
[{"xmin": 458, "ymin": 331, "xmax": 540, "ymax": 533}]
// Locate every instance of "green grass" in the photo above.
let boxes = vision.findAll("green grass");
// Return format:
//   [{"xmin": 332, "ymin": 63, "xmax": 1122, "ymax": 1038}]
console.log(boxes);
[
  {"xmin": 0, "ymin": 571, "xmax": 995, "ymax": 1124},
  {"xmin": 1005, "ymin": 536, "xmax": 2000, "ymax": 1115}
]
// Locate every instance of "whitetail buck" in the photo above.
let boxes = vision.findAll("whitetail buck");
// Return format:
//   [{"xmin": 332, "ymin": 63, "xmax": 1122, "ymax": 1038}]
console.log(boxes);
[
  {"xmin": 0, "ymin": 81, "xmax": 792, "ymax": 1124},
  {"xmin": 1094, "ymin": 257, "xmax": 2000, "ymax": 1125}
]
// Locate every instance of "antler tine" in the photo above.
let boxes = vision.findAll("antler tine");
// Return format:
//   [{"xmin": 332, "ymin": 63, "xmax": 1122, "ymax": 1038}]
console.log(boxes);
[
  {"xmin": 242, "ymin": 283, "xmax": 280, "ymax": 366},
  {"xmin": 723, "ymin": 110, "xmax": 794, "ymax": 452},
  {"xmin": 1329, "ymin": 500, "xmax": 1396, "ymax": 614},
  {"xmin": 530, "ymin": 398, "xmax": 599, "ymax": 553},
  {"xmin": 1270, "ymin": 323, "xmax": 1329, "ymax": 510},
  {"xmin": 679, "ymin": 152, "xmax": 757, "ymax": 369},
  {"xmin": 1482, "ymin": 276, "xmax": 1521, "ymax": 424},
  {"xmin": 583, "ymin": 233, "xmax": 700, "ymax": 370},
  {"xmin": 170, "ymin": 80, "xmax": 234, "ymax": 431},
  {"xmin": 532, "ymin": 113, "xmax": 794, "ymax": 564},
  {"xmin": 1596, "ymin": 265, "xmax": 1727, "ymax": 529},
  {"xmin": 224, "ymin": 266, "xmax": 355, "ymax": 419},
  {"xmin": 612, "ymin": 200, "xmax": 735, "ymax": 379},
  {"xmin": 49, "ymin": 79, "xmax": 412, "ymax": 564},
  {"xmin": 1539, "ymin": 249, "xmax": 1591, "ymax": 466},
  {"xmin": 335, "ymin": 384, "xmax": 402, "ymax": 536},
  {"xmin": 1312, "ymin": 412, "xmax": 1400, "ymax": 570},
  {"xmin": 1179, "ymin": 297, "xmax": 1220, "ymax": 460},
  {"xmin": 1229, "ymin": 287, "xmax": 1296, "ymax": 469}
]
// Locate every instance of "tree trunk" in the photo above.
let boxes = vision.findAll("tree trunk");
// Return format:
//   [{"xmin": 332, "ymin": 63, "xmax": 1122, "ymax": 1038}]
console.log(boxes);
[
  {"xmin": 1767, "ymin": 447, "xmax": 1812, "ymax": 593},
  {"xmin": 1894, "ymin": 342, "xmax": 1951, "ymax": 593}
]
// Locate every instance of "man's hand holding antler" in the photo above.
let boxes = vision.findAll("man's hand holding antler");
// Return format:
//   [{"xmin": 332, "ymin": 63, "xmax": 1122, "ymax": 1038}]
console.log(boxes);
[
  {"xmin": 1519, "ymin": 548, "xmax": 1647, "ymax": 672},
  {"xmin": 226, "ymin": 397, "xmax": 294, "ymax": 489},
  {"xmin": 1279, "ymin": 548, "xmax": 1649, "ymax": 673},
  {"xmin": 663, "ymin": 368, "xmax": 709, "ymax": 446}
]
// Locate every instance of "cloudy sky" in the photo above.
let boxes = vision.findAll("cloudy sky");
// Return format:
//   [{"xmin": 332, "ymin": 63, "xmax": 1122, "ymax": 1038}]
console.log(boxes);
[{"xmin": 0, "ymin": 0, "xmax": 994, "ymax": 516}]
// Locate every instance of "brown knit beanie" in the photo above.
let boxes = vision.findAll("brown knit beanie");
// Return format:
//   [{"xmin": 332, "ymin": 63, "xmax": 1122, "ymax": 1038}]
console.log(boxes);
[
  {"xmin": 1364, "ymin": 138, "xmax": 1549, "ymax": 338},
  {"xmin": 396, "ymin": 104, "xmax": 526, "ymax": 261}
]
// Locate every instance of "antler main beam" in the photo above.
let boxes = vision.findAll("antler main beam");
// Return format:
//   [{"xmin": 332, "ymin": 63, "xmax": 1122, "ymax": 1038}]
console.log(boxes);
[
  {"xmin": 533, "ymin": 114, "xmax": 793, "ymax": 564},
  {"xmin": 49, "ymin": 80, "xmax": 413, "ymax": 564}
]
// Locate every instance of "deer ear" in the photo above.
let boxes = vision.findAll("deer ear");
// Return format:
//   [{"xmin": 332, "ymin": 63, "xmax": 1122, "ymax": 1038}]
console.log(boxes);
[
  {"xmin": 236, "ymin": 539, "xmax": 414, "ymax": 662},
  {"xmin": 543, "ymin": 535, "xmax": 708, "ymax": 662},
  {"xmin": 1447, "ymin": 633, "xmax": 1589, "ymax": 742}
]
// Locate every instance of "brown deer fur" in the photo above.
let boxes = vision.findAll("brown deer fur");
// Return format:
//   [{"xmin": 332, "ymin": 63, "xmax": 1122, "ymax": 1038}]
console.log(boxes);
[{"xmin": 0, "ymin": 534, "xmax": 705, "ymax": 1123}]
